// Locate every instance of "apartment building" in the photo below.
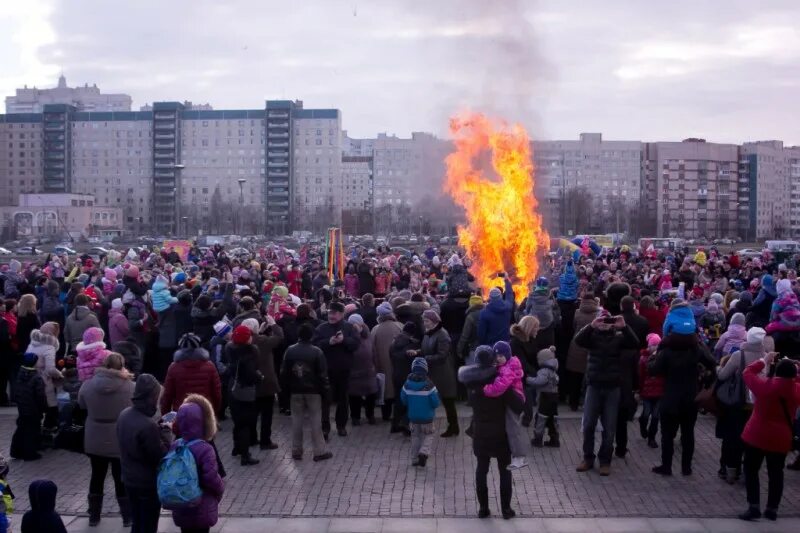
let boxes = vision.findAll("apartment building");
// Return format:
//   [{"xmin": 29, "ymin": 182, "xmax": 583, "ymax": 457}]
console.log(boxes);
[
  {"xmin": 738, "ymin": 141, "xmax": 794, "ymax": 240},
  {"xmin": 647, "ymin": 140, "xmax": 739, "ymax": 240},
  {"xmin": 533, "ymin": 133, "xmax": 643, "ymax": 236},
  {"xmin": 6, "ymin": 76, "xmax": 132, "ymax": 114},
  {"xmin": 789, "ymin": 148, "xmax": 800, "ymax": 239},
  {"xmin": 0, "ymin": 114, "xmax": 43, "ymax": 205}
]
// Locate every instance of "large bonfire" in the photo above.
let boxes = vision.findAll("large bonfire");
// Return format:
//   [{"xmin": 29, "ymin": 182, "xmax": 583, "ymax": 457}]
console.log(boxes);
[{"xmin": 444, "ymin": 112, "xmax": 550, "ymax": 303}]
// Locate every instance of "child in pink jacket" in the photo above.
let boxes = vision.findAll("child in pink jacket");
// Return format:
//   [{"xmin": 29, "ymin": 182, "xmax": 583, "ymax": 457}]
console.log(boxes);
[{"xmin": 483, "ymin": 341, "xmax": 528, "ymax": 470}]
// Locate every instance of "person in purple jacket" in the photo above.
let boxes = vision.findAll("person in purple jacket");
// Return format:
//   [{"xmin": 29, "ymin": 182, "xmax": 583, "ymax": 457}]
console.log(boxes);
[{"xmin": 169, "ymin": 394, "xmax": 224, "ymax": 533}]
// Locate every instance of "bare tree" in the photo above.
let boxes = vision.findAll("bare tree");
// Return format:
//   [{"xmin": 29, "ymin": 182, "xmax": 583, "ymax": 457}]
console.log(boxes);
[{"xmin": 564, "ymin": 187, "xmax": 593, "ymax": 235}]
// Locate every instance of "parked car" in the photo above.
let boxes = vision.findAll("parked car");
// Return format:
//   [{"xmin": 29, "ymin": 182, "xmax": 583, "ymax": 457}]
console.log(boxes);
[
  {"xmin": 737, "ymin": 248, "xmax": 762, "ymax": 258},
  {"xmin": 0, "ymin": 247, "xmax": 11, "ymax": 255},
  {"xmin": 88, "ymin": 247, "xmax": 110, "ymax": 258},
  {"xmin": 53, "ymin": 245, "xmax": 77, "ymax": 255},
  {"xmin": 14, "ymin": 246, "xmax": 43, "ymax": 255}
]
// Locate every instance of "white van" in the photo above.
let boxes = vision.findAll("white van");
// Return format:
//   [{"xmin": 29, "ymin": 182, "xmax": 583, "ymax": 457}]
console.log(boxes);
[{"xmin": 765, "ymin": 240, "xmax": 800, "ymax": 252}]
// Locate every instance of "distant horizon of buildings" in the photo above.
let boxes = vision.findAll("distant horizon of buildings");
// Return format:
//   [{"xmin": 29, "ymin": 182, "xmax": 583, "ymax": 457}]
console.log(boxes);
[{"xmin": 2, "ymin": 76, "xmax": 799, "ymax": 242}]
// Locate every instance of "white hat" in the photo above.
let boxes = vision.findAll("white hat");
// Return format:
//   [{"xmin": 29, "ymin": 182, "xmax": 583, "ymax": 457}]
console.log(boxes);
[{"xmin": 746, "ymin": 327, "xmax": 766, "ymax": 345}]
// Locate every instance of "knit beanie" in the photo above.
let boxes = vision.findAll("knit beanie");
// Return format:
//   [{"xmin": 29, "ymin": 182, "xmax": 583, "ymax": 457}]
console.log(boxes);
[
  {"xmin": 104, "ymin": 267, "xmax": 117, "ymax": 281},
  {"xmin": 536, "ymin": 348, "xmax": 555, "ymax": 366},
  {"xmin": 709, "ymin": 293, "xmax": 724, "ymax": 306},
  {"xmin": 22, "ymin": 352, "xmax": 38, "ymax": 367},
  {"xmin": 348, "ymin": 313, "xmax": 364, "ymax": 325},
  {"xmin": 376, "ymin": 302, "xmax": 393, "ymax": 317},
  {"xmin": 469, "ymin": 294, "xmax": 483, "ymax": 307},
  {"xmin": 241, "ymin": 318, "xmax": 260, "ymax": 335},
  {"xmin": 730, "ymin": 313, "xmax": 746, "ymax": 327},
  {"xmin": 475, "ymin": 345, "xmax": 496, "ymax": 368},
  {"xmin": 273, "ymin": 285, "xmax": 289, "ymax": 299},
  {"xmin": 171, "ymin": 272, "xmax": 187, "ymax": 284},
  {"xmin": 40, "ymin": 321, "xmax": 60, "ymax": 338},
  {"xmin": 82, "ymin": 327, "xmax": 105, "ymax": 345},
  {"xmin": 646, "ymin": 333, "xmax": 661, "ymax": 347},
  {"xmin": 488, "ymin": 287, "xmax": 502, "ymax": 301},
  {"xmin": 178, "ymin": 333, "xmax": 202, "ymax": 350},
  {"xmin": 746, "ymin": 327, "xmax": 766, "ymax": 345},
  {"xmin": 534, "ymin": 276, "xmax": 549, "ymax": 293},
  {"xmin": 777, "ymin": 278, "xmax": 792, "ymax": 296},
  {"xmin": 111, "ymin": 298, "xmax": 123, "ymax": 310},
  {"xmin": 231, "ymin": 325, "xmax": 252, "ymax": 345},
  {"xmin": 422, "ymin": 309, "xmax": 440, "ymax": 324},
  {"xmin": 213, "ymin": 320, "xmax": 232, "ymax": 337},
  {"xmin": 493, "ymin": 341, "xmax": 512, "ymax": 359},
  {"xmin": 411, "ymin": 357, "xmax": 428, "ymax": 375}
]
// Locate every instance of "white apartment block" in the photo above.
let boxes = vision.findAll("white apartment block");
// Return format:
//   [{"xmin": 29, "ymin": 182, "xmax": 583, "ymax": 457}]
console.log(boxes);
[
  {"xmin": 533, "ymin": 133, "xmax": 643, "ymax": 236},
  {"xmin": 6, "ymin": 76, "xmax": 132, "ymax": 114},
  {"xmin": 789, "ymin": 147, "xmax": 800, "ymax": 239},
  {"xmin": 0, "ymin": 117, "xmax": 43, "ymax": 205},
  {"xmin": 341, "ymin": 156, "xmax": 373, "ymax": 211},
  {"xmin": 740, "ymin": 141, "xmax": 793, "ymax": 240}
]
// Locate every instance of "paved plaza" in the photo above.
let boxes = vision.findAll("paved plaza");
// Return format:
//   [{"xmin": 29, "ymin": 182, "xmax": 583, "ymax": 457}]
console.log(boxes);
[{"xmin": 2, "ymin": 406, "xmax": 799, "ymax": 531}]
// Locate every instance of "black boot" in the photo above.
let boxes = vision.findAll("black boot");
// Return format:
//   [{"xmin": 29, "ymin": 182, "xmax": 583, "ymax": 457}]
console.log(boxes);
[
  {"xmin": 117, "ymin": 496, "xmax": 132, "ymax": 527},
  {"xmin": 88, "ymin": 493, "xmax": 103, "ymax": 527},
  {"xmin": 240, "ymin": 454, "xmax": 260, "ymax": 466},
  {"xmin": 738, "ymin": 506, "xmax": 761, "ymax": 521},
  {"xmin": 476, "ymin": 487, "xmax": 489, "ymax": 518},
  {"xmin": 441, "ymin": 426, "xmax": 460, "ymax": 438}
]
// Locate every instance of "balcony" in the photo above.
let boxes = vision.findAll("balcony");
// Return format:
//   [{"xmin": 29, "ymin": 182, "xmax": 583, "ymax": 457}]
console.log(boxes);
[
  {"xmin": 154, "ymin": 132, "xmax": 175, "ymax": 140},
  {"xmin": 155, "ymin": 142, "xmax": 175, "ymax": 149},
  {"xmin": 44, "ymin": 122, "xmax": 65, "ymax": 131},
  {"xmin": 45, "ymin": 142, "xmax": 65, "ymax": 151},
  {"xmin": 268, "ymin": 171, "xmax": 288, "ymax": 178},
  {"xmin": 267, "ymin": 161, "xmax": 288, "ymax": 167},
  {"xmin": 268, "ymin": 141, "xmax": 289, "ymax": 148},
  {"xmin": 154, "ymin": 123, "xmax": 176, "ymax": 130},
  {"xmin": 154, "ymin": 181, "xmax": 176, "ymax": 189},
  {"xmin": 268, "ymin": 180, "xmax": 289, "ymax": 187},
  {"xmin": 268, "ymin": 121, "xmax": 289, "ymax": 128},
  {"xmin": 47, "ymin": 162, "xmax": 65, "ymax": 170},
  {"xmin": 267, "ymin": 201, "xmax": 289, "ymax": 207},
  {"xmin": 267, "ymin": 151, "xmax": 288, "ymax": 158},
  {"xmin": 154, "ymin": 162, "xmax": 177, "ymax": 169},
  {"xmin": 154, "ymin": 112, "xmax": 176, "ymax": 119},
  {"xmin": 45, "ymin": 133, "xmax": 65, "ymax": 142},
  {"xmin": 44, "ymin": 152, "xmax": 64, "ymax": 160},
  {"xmin": 267, "ymin": 132, "xmax": 289, "ymax": 139},
  {"xmin": 268, "ymin": 111, "xmax": 289, "ymax": 118},
  {"xmin": 44, "ymin": 170, "xmax": 65, "ymax": 178},
  {"xmin": 154, "ymin": 190, "xmax": 176, "ymax": 198},
  {"xmin": 154, "ymin": 170, "xmax": 175, "ymax": 178}
]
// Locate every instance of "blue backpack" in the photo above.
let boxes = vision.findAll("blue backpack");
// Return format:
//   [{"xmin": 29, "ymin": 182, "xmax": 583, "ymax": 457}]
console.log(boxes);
[{"xmin": 157, "ymin": 438, "xmax": 203, "ymax": 509}]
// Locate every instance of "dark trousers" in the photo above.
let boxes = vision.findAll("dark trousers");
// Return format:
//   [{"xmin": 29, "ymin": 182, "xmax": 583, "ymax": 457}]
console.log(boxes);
[
  {"xmin": 10, "ymin": 414, "xmax": 42, "ymax": 459},
  {"xmin": 0, "ymin": 362, "xmax": 10, "ymax": 405},
  {"xmin": 615, "ymin": 406, "xmax": 632, "ymax": 454},
  {"xmin": 381, "ymin": 398, "xmax": 394, "ymax": 421},
  {"xmin": 566, "ymin": 370, "xmax": 584, "ymax": 410},
  {"xmin": 391, "ymin": 392, "xmax": 408, "ymax": 429},
  {"xmin": 441, "ymin": 397, "xmax": 459, "ymax": 431},
  {"xmin": 43, "ymin": 405, "xmax": 59, "ymax": 430},
  {"xmin": 181, "ymin": 528, "xmax": 210, "ymax": 533},
  {"xmin": 349, "ymin": 394, "xmax": 376, "ymax": 422},
  {"xmin": 252, "ymin": 395, "xmax": 275, "ymax": 445},
  {"xmin": 660, "ymin": 408, "xmax": 698, "ymax": 472},
  {"xmin": 88, "ymin": 454, "xmax": 125, "ymax": 497},
  {"xmin": 744, "ymin": 444, "xmax": 786, "ymax": 510},
  {"xmin": 230, "ymin": 399, "xmax": 257, "ymax": 456},
  {"xmin": 639, "ymin": 398, "xmax": 660, "ymax": 440},
  {"xmin": 475, "ymin": 453, "xmax": 512, "ymax": 511},
  {"xmin": 218, "ymin": 376, "xmax": 230, "ymax": 420},
  {"xmin": 582, "ymin": 385, "xmax": 619, "ymax": 466},
  {"xmin": 720, "ymin": 407, "xmax": 751, "ymax": 470},
  {"xmin": 126, "ymin": 486, "xmax": 161, "ymax": 533},
  {"xmin": 156, "ymin": 347, "xmax": 174, "ymax": 383},
  {"xmin": 322, "ymin": 369, "xmax": 350, "ymax": 432}
]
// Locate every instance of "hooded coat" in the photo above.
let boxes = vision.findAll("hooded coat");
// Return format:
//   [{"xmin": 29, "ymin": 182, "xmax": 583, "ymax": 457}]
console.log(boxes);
[
  {"xmin": 525, "ymin": 291, "xmax": 560, "ymax": 329},
  {"xmin": 108, "ymin": 305, "xmax": 129, "ymax": 346},
  {"xmin": 662, "ymin": 303, "xmax": 697, "ymax": 337},
  {"xmin": 151, "ymin": 277, "xmax": 177, "ymax": 313},
  {"xmin": 161, "ymin": 347, "xmax": 222, "ymax": 413},
  {"xmin": 78, "ymin": 366, "xmax": 134, "ymax": 457},
  {"xmin": 169, "ymin": 402, "xmax": 224, "ymax": 529},
  {"xmin": 39, "ymin": 280, "xmax": 64, "ymax": 329},
  {"xmin": 457, "ymin": 303, "xmax": 484, "ymax": 361},
  {"xmin": 647, "ymin": 333, "xmax": 715, "ymax": 415},
  {"xmin": 28, "ymin": 329, "xmax": 62, "ymax": 407},
  {"xmin": 421, "ymin": 324, "xmax": 456, "ymax": 399},
  {"xmin": 64, "ymin": 306, "xmax": 100, "ymax": 352},
  {"xmin": 713, "ymin": 322, "xmax": 747, "ymax": 360},
  {"xmin": 21, "ymin": 479, "xmax": 67, "ymax": 533},
  {"xmin": 565, "ymin": 298, "xmax": 600, "ymax": 374},
  {"xmin": 741, "ymin": 359, "xmax": 800, "ymax": 453},
  {"xmin": 477, "ymin": 279, "xmax": 514, "ymax": 346},
  {"xmin": 400, "ymin": 371, "xmax": 440, "ymax": 423},
  {"xmin": 348, "ymin": 327, "xmax": 378, "ymax": 396},
  {"xmin": 76, "ymin": 337, "xmax": 110, "ymax": 383},
  {"xmin": 117, "ymin": 374, "xmax": 172, "ymax": 490},
  {"xmin": 557, "ymin": 262, "xmax": 578, "ymax": 301},
  {"xmin": 253, "ymin": 326, "xmax": 284, "ymax": 397}
]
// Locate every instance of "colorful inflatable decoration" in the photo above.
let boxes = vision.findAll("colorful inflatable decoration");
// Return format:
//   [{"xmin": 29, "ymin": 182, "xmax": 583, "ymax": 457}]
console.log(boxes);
[{"xmin": 324, "ymin": 227, "xmax": 346, "ymax": 281}]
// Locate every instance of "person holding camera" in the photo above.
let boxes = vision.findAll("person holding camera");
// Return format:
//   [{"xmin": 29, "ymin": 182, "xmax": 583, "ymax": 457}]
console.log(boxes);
[
  {"xmin": 738, "ymin": 352, "xmax": 800, "ymax": 521},
  {"xmin": 574, "ymin": 314, "xmax": 639, "ymax": 476}
]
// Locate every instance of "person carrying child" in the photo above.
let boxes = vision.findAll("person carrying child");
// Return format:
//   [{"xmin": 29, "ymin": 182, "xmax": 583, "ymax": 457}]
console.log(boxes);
[
  {"xmin": 528, "ymin": 347, "xmax": 560, "ymax": 448},
  {"xmin": 482, "ymin": 341, "xmax": 528, "ymax": 470},
  {"xmin": 400, "ymin": 357, "xmax": 441, "ymax": 467}
]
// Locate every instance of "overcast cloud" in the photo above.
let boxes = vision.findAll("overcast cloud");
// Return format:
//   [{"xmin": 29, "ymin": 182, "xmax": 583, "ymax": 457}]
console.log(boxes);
[{"xmin": 0, "ymin": 0, "xmax": 798, "ymax": 144}]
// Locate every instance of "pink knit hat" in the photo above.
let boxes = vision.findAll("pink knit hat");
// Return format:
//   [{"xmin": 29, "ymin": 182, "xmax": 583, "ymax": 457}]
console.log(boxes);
[
  {"xmin": 104, "ymin": 267, "xmax": 117, "ymax": 281},
  {"xmin": 82, "ymin": 327, "xmax": 105, "ymax": 345},
  {"xmin": 646, "ymin": 333, "xmax": 661, "ymax": 347}
]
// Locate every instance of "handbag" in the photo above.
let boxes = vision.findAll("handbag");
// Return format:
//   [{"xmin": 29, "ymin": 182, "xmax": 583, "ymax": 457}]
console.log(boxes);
[
  {"xmin": 229, "ymin": 360, "xmax": 256, "ymax": 402},
  {"xmin": 716, "ymin": 351, "xmax": 746, "ymax": 408},
  {"xmin": 779, "ymin": 397, "xmax": 800, "ymax": 451},
  {"xmin": 695, "ymin": 385, "xmax": 718, "ymax": 415}
]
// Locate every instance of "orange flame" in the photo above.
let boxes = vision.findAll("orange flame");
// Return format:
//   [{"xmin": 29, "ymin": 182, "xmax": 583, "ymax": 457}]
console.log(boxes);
[{"xmin": 444, "ymin": 112, "xmax": 550, "ymax": 303}]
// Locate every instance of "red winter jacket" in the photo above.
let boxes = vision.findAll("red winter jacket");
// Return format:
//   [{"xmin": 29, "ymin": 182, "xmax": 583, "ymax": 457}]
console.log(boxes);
[
  {"xmin": 639, "ymin": 307, "xmax": 667, "ymax": 335},
  {"xmin": 741, "ymin": 359, "xmax": 800, "ymax": 453},
  {"xmin": 638, "ymin": 349, "xmax": 664, "ymax": 399},
  {"xmin": 160, "ymin": 348, "xmax": 222, "ymax": 413}
]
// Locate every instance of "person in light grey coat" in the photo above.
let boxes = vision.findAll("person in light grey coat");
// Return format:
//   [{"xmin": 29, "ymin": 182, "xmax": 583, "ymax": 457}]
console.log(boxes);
[
  {"xmin": 64, "ymin": 295, "xmax": 100, "ymax": 352},
  {"xmin": 77, "ymin": 352, "xmax": 134, "ymax": 527}
]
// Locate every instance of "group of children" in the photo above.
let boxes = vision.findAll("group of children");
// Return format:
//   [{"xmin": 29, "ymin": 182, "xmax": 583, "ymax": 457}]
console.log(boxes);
[
  {"xmin": 0, "ymin": 453, "xmax": 68, "ymax": 533},
  {"xmin": 399, "ymin": 340, "xmax": 560, "ymax": 470}
]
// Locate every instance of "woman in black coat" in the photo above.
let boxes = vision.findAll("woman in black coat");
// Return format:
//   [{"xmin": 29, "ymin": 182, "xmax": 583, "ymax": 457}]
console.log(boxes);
[{"xmin": 458, "ymin": 348, "xmax": 523, "ymax": 520}]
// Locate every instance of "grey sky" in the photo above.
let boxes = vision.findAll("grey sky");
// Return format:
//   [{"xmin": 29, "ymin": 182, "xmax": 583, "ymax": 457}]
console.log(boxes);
[{"xmin": 1, "ymin": 0, "xmax": 798, "ymax": 144}]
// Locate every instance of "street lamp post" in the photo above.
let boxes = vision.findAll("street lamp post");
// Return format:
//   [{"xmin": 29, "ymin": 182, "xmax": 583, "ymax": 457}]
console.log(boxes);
[
  {"xmin": 181, "ymin": 216, "xmax": 188, "ymax": 238},
  {"xmin": 237, "ymin": 178, "xmax": 247, "ymax": 236},
  {"xmin": 172, "ymin": 164, "xmax": 185, "ymax": 236}
]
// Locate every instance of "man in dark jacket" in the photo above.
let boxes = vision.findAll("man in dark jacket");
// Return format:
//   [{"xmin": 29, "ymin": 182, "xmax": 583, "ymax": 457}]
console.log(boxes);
[
  {"xmin": 280, "ymin": 323, "xmax": 332, "ymax": 461},
  {"xmin": 312, "ymin": 301, "xmax": 359, "ymax": 438},
  {"xmin": 477, "ymin": 277, "xmax": 514, "ymax": 346},
  {"xmin": 117, "ymin": 374, "xmax": 173, "ymax": 533},
  {"xmin": 359, "ymin": 293, "xmax": 378, "ymax": 330},
  {"xmin": 574, "ymin": 316, "xmax": 639, "ymax": 476},
  {"xmin": 439, "ymin": 290, "xmax": 470, "ymax": 359},
  {"xmin": 231, "ymin": 296, "xmax": 262, "ymax": 328},
  {"xmin": 10, "ymin": 353, "xmax": 46, "ymax": 461}
]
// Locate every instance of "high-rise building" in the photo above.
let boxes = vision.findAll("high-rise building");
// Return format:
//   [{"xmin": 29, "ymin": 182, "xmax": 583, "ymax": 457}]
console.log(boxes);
[
  {"xmin": 533, "ymin": 133, "xmax": 643, "ymax": 236},
  {"xmin": 6, "ymin": 75, "xmax": 132, "ymax": 114},
  {"xmin": 646, "ymin": 139, "xmax": 739, "ymax": 240},
  {"xmin": 739, "ymin": 141, "xmax": 794, "ymax": 240},
  {"xmin": 789, "ymin": 147, "xmax": 800, "ymax": 239}
]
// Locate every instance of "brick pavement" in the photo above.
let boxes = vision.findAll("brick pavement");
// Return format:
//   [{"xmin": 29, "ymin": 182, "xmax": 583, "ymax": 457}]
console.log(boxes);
[{"xmin": 2, "ymin": 406, "xmax": 799, "ymax": 518}]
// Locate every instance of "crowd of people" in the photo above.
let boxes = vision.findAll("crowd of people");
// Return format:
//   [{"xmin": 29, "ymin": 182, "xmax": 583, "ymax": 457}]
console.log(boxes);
[{"xmin": 0, "ymin": 241, "xmax": 799, "ymax": 528}]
